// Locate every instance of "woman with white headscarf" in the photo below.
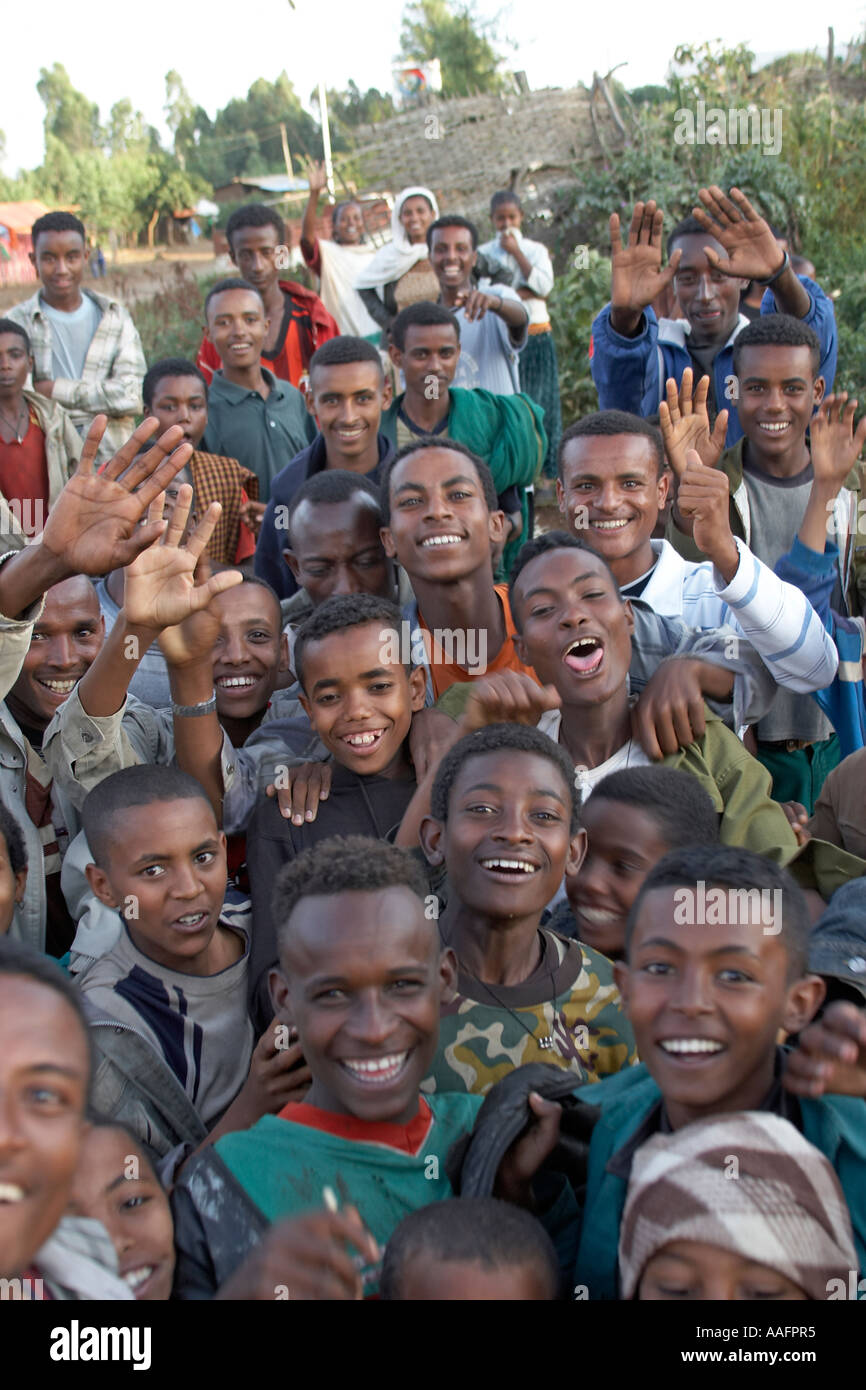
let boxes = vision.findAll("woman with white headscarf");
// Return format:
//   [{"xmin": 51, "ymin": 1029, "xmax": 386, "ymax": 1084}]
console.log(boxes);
[
  {"xmin": 357, "ymin": 186, "xmax": 440, "ymax": 339},
  {"xmin": 300, "ymin": 162, "xmax": 382, "ymax": 341}
]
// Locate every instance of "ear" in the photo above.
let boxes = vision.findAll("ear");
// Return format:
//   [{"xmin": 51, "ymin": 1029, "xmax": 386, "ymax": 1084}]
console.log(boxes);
[
  {"xmin": 388, "ymin": 342, "xmax": 403, "ymax": 370},
  {"xmin": 277, "ymin": 631, "xmax": 290, "ymax": 673},
  {"xmin": 204, "ymin": 319, "xmax": 214, "ymax": 345},
  {"xmin": 408, "ymin": 664, "xmax": 427, "ymax": 712},
  {"xmin": 228, "ymin": 244, "xmax": 238, "ymax": 268},
  {"xmin": 13, "ymin": 867, "xmax": 27, "ymax": 905},
  {"xmin": 555, "ymin": 477, "xmax": 566, "ymax": 515},
  {"xmin": 380, "ymin": 524, "xmax": 398, "ymax": 560},
  {"xmin": 438, "ymin": 945, "xmax": 458, "ymax": 1004},
  {"xmin": 419, "ymin": 814, "xmax": 445, "ymax": 867},
  {"xmin": 85, "ymin": 862, "xmax": 120, "ymax": 910},
  {"xmin": 381, "ymin": 374, "xmax": 393, "ymax": 410},
  {"xmin": 613, "ymin": 958, "xmax": 631, "ymax": 1011},
  {"xmin": 812, "ymin": 375, "xmax": 826, "ymax": 410},
  {"xmin": 656, "ymin": 467, "xmax": 672, "ymax": 511},
  {"xmin": 298, "ymin": 691, "xmax": 312, "ymax": 721},
  {"xmin": 283, "ymin": 547, "xmax": 301, "ymax": 584},
  {"xmin": 782, "ymin": 972, "xmax": 826, "ymax": 1036},
  {"xmin": 513, "ymin": 629, "xmax": 530, "ymax": 666},
  {"xmin": 622, "ymin": 597, "xmax": 636, "ymax": 639},
  {"xmin": 268, "ymin": 965, "xmax": 294, "ymax": 1024},
  {"xmin": 28, "ymin": 250, "xmax": 36, "ymax": 269},
  {"xmin": 487, "ymin": 508, "xmax": 506, "ymax": 548},
  {"xmin": 305, "ymin": 390, "xmax": 318, "ymax": 419},
  {"xmin": 565, "ymin": 827, "xmax": 587, "ymax": 879}
]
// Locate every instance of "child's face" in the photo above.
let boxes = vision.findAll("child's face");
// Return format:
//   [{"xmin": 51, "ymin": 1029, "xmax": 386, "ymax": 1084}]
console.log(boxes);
[
  {"xmin": 7, "ymin": 576, "xmax": 104, "ymax": 730},
  {"xmin": 0, "ymin": 976, "xmax": 90, "ymax": 1280},
  {"xmin": 205, "ymin": 289, "xmax": 268, "ymax": 372},
  {"xmin": 211, "ymin": 583, "xmax": 287, "ymax": 720},
  {"xmin": 492, "ymin": 201, "xmax": 522, "ymax": 233},
  {"xmin": 639, "ymin": 1239, "xmax": 808, "ymax": 1301},
  {"xmin": 228, "ymin": 224, "xmax": 282, "ymax": 295},
  {"xmin": 556, "ymin": 435, "xmax": 668, "ymax": 575},
  {"xmin": 735, "ymin": 344, "xmax": 824, "ymax": 458},
  {"xmin": 271, "ymin": 886, "xmax": 455, "ymax": 1124},
  {"xmin": 69, "ymin": 1126, "xmax": 175, "ymax": 1300},
  {"xmin": 397, "ymin": 1256, "xmax": 553, "ymax": 1300},
  {"xmin": 147, "ymin": 373, "xmax": 208, "ymax": 448},
  {"xmin": 381, "ymin": 447, "xmax": 504, "ymax": 583},
  {"xmin": 566, "ymin": 798, "xmax": 672, "ymax": 960},
  {"xmin": 286, "ymin": 497, "xmax": 393, "ymax": 607},
  {"xmin": 671, "ymin": 233, "xmax": 745, "ymax": 344},
  {"xmin": 31, "ymin": 229, "xmax": 86, "ymax": 298},
  {"xmin": 0, "ymin": 831, "xmax": 27, "ymax": 936},
  {"xmin": 299, "ymin": 622, "xmax": 426, "ymax": 777},
  {"xmin": 421, "ymin": 750, "xmax": 584, "ymax": 923},
  {"xmin": 0, "ymin": 332, "xmax": 31, "ymax": 394},
  {"xmin": 615, "ymin": 884, "xmax": 824, "ymax": 1128},
  {"xmin": 333, "ymin": 202, "xmax": 364, "ymax": 246},
  {"xmin": 86, "ymin": 797, "xmax": 227, "ymax": 974},
  {"xmin": 307, "ymin": 362, "xmax": 388, "ymax": 464},
  {"xmin": 389, "ymin": 324, "xmax": 460, "ymax": 400},
  {"xmin": 512, "ymin": 549, "xmax": 634, "ymax": 707}
]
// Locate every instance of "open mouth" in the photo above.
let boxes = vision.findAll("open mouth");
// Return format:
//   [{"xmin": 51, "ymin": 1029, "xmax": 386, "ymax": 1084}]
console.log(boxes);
[
  {"xmin": 421, "ymin": 534, "xmax": 463, "ymax": 549},
  {"xmin": 0, "ymin": 1183, "xmax": 25, "ymax": 1204},
  {"xmin": 171, "ymin": 911, "xmax": 210, "ymax": 934},
  {"xmin": 658, "ymin": 1038, "xmax": 726, "ymax": 1058},
  {"xmin": 37, "ymin": 677, "xmax": 78, "ymax": 697},
  {"xmin": 590, "ymin": 517, "xmax": 631, "ymax": 535},
  {"xmin": 341, "ymin": 728, "xmax": 386, "ymax": 752},
  {"xmin": 340, "ymin": 1051, "xmax": 410, "ymax": 1085},
  {"xmin": 563, "ymin": 637, "xmax": 604, "ymax": 675},
  {"xmin": 578, "ymin": 906, "xmax": 621, "ymax": 927},
  {"xmin": 216, "ymin": 675, "xmax": 261, "ymax": 692},
  {"xmin": 480, "ymin": 857, "xmax": 539, "ymax": 878},
  {"xmin": 124, "ymin": 1265, "xmax": 157, "ymax": 1295},
  {"xmin": 758, "ymin": 421, "xmax": 790, "ymax": 435}
]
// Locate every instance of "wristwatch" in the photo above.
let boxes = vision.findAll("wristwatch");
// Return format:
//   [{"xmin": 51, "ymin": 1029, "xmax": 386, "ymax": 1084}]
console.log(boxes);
[{"xmin": 171, "ymin": 691, "xmax": 217, "ymax": 717}]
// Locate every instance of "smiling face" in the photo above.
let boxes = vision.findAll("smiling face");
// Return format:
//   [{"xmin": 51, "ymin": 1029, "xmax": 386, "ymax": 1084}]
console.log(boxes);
[
  {"xmin": 429, "ymin": 225, "xmax": 477, "ymax": 295},
  {"xmin": 0, "ymin": 332, "xmax": 31, "ymax": 398},
  {"xmin": 615, "ymin": 884, "xmax": 824, "ymax": 1129},
  {"xmin": 671, "ymin": 233, "xmax": 746, "ymax": 347},
  {"xmin": 271, "ymin": 886, "xmax": 454, "ymax": 1124},
  {"xmin": 491, "ymin": 201, "xmax": 522, "ymax": 234},
  {"xmin": 205, "ymin": 289, "xmax": 268, "ymax": 373},
  {"xmin": 211, "ymin": 582, "xmax": 287, "ymax": 720},
  {"xmin": 382, "ymin": 447, "xmax": 503, "ymax": 585},
  {"xmin": 286, "ymin": 496, "xmax": 393, "ymax": 606},
  {"xmin": 31, "ymin": 229, "xmax": 86, "ymax": 307},
  {"xmin": 86, "ymin": 797, "xmax": 227, "ymax": 975},
  {"xmin": 298, "ymin": 621, "xmax": 426, "ymax": 777},
  {"xmin": 228, "ymin": 224, "xmax": 282, "ymax": 296},
  {"xmin": 7, "ymin": 576, "xmax": 103, "ymax": 731},
  {"xmin": 557, "ymin": 434, "xmax": 669, "ymax": 587},
  {"xmin": 566, "ymin": 799, "xmax": 671, "ymax": 960},
  {"xmin": 400, "ymin": 196, "xmax": 435, "ymax": 245},
  {"xmin": 735, "ymin": 344, "xmax": 824, "ymax": 465},
  {"xmin": 147, "ymin": 373, "xmax": 208, "ymax": 448},
  {"xmin": 69, "ymin": 1126, "xmax": 175, "ymax": 1300},
  {"xmin": 639, "ymin": 1240, "xmax": 808, "ymax": 1301},
  {"xmin": 307, "ymin": 361, "xmax": 387, "ymax": 465},
  {"xmin": 334, "ymin": 202, "xmax": 364, "ymax": 246},
  {"xmin": 0, "ymin": 975, "xmax": 90, "ymax": 1280},
  {"xmin": 390, "ymin": 323, "xmax": 460, "ymax": 402},
  {"xmin": 421, "ymin": 750, "xmax": 583, "ymax": 923},
  {"xmin": 512, "ymin": 548, "xmax": 634, "ymax": 708}
]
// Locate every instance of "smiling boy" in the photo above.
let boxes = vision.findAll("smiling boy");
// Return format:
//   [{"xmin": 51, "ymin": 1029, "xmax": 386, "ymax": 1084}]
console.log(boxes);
[
  {"xmin": 199, "ymin": 279, "xmax": 315, "ymax": 502},
  {"xmin": 571, "ymin": 845, "xmax": 866, "ymax": 1297}
]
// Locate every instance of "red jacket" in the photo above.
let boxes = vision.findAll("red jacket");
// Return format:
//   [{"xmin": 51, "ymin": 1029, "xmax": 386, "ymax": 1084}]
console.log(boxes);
[{"xmin": 197, "ymin": 280, "xmax": 339, "ymax": 389}]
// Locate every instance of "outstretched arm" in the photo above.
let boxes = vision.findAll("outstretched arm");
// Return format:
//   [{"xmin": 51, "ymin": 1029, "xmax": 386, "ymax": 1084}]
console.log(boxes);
[
  {"xmin": 609, "ymin": 200, "xmax": 682, "ymax": 338},
  {"xmin": 692, "ymin": 186, "xmax": 810, "ymax": 319}
]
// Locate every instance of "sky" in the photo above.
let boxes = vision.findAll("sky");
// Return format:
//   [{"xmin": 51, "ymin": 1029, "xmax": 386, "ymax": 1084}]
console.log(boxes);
[{"xmin": 3, "ymin": 0, "xmax": 865, "ymax": 174}]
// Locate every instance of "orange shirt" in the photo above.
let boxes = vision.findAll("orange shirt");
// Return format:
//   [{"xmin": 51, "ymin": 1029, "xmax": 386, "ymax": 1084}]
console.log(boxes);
[{"xmin": 418, "ymin": 584, "xmax": 541, "ymax": 700}]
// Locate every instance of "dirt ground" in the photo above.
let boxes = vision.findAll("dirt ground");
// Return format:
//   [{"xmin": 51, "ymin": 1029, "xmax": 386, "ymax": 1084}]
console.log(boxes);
[{"xmin": 0, "ymin": 245, "xmax": 221, "ymax": 313}]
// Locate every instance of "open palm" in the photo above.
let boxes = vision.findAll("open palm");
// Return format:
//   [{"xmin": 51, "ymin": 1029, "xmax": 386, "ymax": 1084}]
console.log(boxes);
[
  {"xmin": 692, "ymin": 186, "xmax": 785, "ymax": 282},
  {"xmin": 610, "ymin": 201, "xmax": 682, "ymax": 317},
  {"xmin": 659, "ymin": 370, "xmax": 728, "ymax": 478},
  {"xmin": 123, "ymin": 488, "xmax": 242, "ymax": 632}
]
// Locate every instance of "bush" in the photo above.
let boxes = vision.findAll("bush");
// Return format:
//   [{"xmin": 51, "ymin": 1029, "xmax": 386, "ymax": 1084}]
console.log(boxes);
[{"xmin": 128, "ymin": 264, "xmax": 222, "ymax": 365}]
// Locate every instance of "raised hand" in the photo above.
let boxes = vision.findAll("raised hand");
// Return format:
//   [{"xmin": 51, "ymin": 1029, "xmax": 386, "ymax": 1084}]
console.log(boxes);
[
  {"xmin": 809, "ymin": 394, "xmax": 866, "ymax": 494},
  {"xmin": 123, "ymin": 487, "xmax": 243, "ymax": 635},
  {"xmin": 215, "ymin": 1207, "xmax": 379, "ymax": 1301},
  {"xmin": 38, "ymin": 415, "xmax": 195, "ymax": 578},
  {"xmin": 659, "ymin": 369, "xmax": 728, "ymax": 479},
  {"xmin": 609, "ymin": 200, "xmax": 682, "ymax": 334},
  {"xmin": 304, "ymin": 159, "xmax": 329, "ymax": 198},
  {"xmin": 460, "ymin": 671, "xmax": 561, "ymax": 734},
  {"xmin": 784, "ymin": 1001, "xmax": 866, "ymax": 1099},
  {"xmin": 692, "ymin": 186, "xmax": 784, "ymax": 283},
  {"xmin": 675, "ymin": 448, "xmax": 739, "ymax": 580}
]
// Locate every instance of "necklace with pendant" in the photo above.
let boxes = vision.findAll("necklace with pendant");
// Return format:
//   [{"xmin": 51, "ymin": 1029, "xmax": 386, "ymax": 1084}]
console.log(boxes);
[
  {"xmin": 0, "ymin": 401, "xmax": 27, "ymax": 444},
  {"xmin": 455, "ymin": 929, "xmax": 560, "ymax": 1051}
]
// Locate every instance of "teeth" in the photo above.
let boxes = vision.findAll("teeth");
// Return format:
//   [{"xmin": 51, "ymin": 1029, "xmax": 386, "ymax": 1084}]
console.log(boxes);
[
  {"xmin": 578, "ymin": 907, "xmax": 619, "ymax": 924},
  {"xmin": 0, "ymin": 1183, "xmax": 24, "ymax": 1202},
  {"xmin": 176, "ymin": 913, "xmax": 205, "ymax": 925},
  {"xmin": 40, "ymin": 679, "xmax": 76, "ymax": 693},
  {"xmin": 217, "ymin": 676, "xmax": 257, "ymax": 688},
  {"xmin": 343, "ymin": 730, "xmax": 384, "ymax": 747},
  {"xmin": 659, "ymin": 1039, "xmax": 725, "ymax": 1055},
  {"xmin": 567, "ymin": 638, "xmax": 599, "ymax": 652},
  {"xmin": 759, "ymin": 422, "xmax": 789, "ymax": 432},
  {"xmin": 592, "ymin": 519, "xmax": 629, "ymax": 530},
  {"xmin": 124, "ymin": 1266, "xmax": 154, "ymax": 1290},
  {"xmin": 480, "ymin": 858, "xmax": 537, "ymax": 874},
  {"xmin": 342, "ymin": 1052, "xmax": 408, "ymax": 1082},
  {"xmin": 421, "ymin": 535, "xmax": 462, "ymax": 547}
]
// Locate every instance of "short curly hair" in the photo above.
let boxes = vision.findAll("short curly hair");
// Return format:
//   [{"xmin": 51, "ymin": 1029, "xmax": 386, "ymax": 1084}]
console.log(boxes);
[
  {"xmin": 379, "ymin": 438, "xmax": 498, "ymax": 527},
  {"xmin": 732, "ymin": 313, "xmax": 821, "ymax": 376},
  {"xmin": 225, "ymin": 203, "xmax": 285, "ymax": 250},
  {"xmin": 508, "ymin": 530, "xmax": 622, "ymax": 632},
  {"xmin": 292, "ymin": 593, "xmax": 405, "ymax": 691},
  {"xmin": 271, "ymin": 834, "xmax": 431, "ymax": 948},
  {"xmin": 430, "ymin": 723, "xmax": 580, "ymax": 833}
]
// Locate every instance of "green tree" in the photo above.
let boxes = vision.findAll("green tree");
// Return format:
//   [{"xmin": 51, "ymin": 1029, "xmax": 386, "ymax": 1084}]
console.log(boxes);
[
  {"xmin": 36, "ymin": 63, "xmax": 102, "ymax": 153},
  {"xmin": 184, "ymin": 72, "xmax": 319, "ymax": 187},
  {"xmin": 398, "ymin": 0, "xmax": 507, "ymax": 97}
]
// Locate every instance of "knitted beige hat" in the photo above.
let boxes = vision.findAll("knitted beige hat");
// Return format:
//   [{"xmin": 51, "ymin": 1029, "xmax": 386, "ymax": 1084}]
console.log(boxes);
[{"xmin": 618, "ymin": 1111, "xmax": 857, "ymax": 1300}]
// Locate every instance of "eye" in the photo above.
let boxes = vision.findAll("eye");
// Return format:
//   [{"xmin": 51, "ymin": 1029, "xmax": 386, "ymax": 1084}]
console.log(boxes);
[
  {"xmin": 449, "ymin": 490, "xmax": 472, "ymax": 501},
  {"xmin": 316, "ymin": 987, "xmax": 346, "ymax": 1002},
  {"xmin": 717, "ymin": 967, "xmax": 755, "ymax": 983},
  {"xmin": 368, "ymin": 682, "xmax": 393, "ymax": 693},
  {"xmin": 613, "ymin": 859, "xmax": 641, "ymax": 875},
  {"xmin": 389, "ymin": 978, "xmax": 423, "ymax": 992},
  {"xmin": 195, "ymin": 851, "xmax": 217, "ymax": 866},
  {"xmin": 27, "ymin": 1085, "xmax": 64, "ymax": 1105},
  {"xmin": 532, "ymin": 809, "xmax": 561, "ymax": 822},
  {"xmin": 140, "ymin": 864, "xmax": 165, "ymax": 878},
  {"xmin": 643, "ymin": 961, "xmax": 673, "ymax": 976},
  {"xmin": 121, "ymin": 1194, "xmax": 151, "ymax": 1212},
  {"xmin": 465, "ymin": 802, "xmax": 496, "ymax": 815},
  {"xmin": 529, "ymin": 605, "xmax": 553, "ymax": 619},
  {"xmin": 246, "ymin": 630, "xmax": 270, "ymax": 642},
  {"xmin": 657, "ymin": 1284, "xmax": 692, "ymax": 1298},
  {"xmin": 397, "ymin": 497, "xmax": 421, "ymax": 508}
]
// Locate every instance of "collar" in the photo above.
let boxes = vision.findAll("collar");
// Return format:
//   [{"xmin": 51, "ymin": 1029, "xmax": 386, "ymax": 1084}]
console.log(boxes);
[
  {"xmin": 35, "ymin": 287, "xmax": 116, "ymax": 317},
  {"xmin": 211, "ymin": 366, "xmax": 282, "ymax": 404},
  {"xmin": 657, "ymin": 311, "xmax": 750, "ymax": 353},
  {"xmin": 277, "ymin": 1096, "xmax": 433, "ymax": 1155}
]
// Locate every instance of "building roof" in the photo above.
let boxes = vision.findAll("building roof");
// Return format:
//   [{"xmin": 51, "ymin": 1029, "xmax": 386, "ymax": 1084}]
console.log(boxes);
[{"xmin": 0, "ymin": 200, "xmax": 51, "ymax": 235}]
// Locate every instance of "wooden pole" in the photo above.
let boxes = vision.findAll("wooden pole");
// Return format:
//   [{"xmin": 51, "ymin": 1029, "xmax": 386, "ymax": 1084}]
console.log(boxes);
[
  {"xmin": 318, "ymin": 80, "xmax": 335, "ymax": 200},
  {"xmin": 279, "ymin": 123, "xmax": 294, "ymax": 179}
]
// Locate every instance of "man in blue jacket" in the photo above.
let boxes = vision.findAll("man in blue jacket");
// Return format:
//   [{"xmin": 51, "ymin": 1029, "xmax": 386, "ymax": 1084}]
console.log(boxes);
[{"xmin": 589, "ymin": 185, "xmax": 837, "ymax": 445}]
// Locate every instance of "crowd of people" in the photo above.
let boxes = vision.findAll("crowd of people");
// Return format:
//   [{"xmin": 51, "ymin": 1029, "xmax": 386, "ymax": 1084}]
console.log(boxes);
[{"xmin": 1, "ymin": 176, "xmax": 865, "ymax": 1307}]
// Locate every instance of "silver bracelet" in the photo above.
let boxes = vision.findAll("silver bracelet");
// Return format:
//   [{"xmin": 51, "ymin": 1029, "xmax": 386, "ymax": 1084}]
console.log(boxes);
[{"xmin": 171, "ymin": 691, "xmax": 217, "ymax": 718}]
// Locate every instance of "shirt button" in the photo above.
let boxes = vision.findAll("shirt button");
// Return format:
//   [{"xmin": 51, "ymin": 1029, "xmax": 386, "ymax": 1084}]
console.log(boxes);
[
  {"xmin": 270, "ymin": 420, "xmax": 276, "ymax": 428},
  {"xmin": 81, "ymin": 731, "xmax": 93, "ymax": 744}
]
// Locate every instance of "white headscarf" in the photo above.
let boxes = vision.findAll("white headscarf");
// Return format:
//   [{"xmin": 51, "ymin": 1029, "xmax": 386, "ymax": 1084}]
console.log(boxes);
[{"xmin": 355, "ymin": 186, "xmax": 440, "ymax": 291}]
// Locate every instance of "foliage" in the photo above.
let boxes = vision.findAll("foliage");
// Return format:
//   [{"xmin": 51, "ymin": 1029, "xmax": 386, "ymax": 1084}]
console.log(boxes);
[
  {"xmin": 398, "ymin": 0, "xmax": 508, "ymax": 97},
  {"xmin": 548, "ymin": 251, "xmax": 612, "ymax": 425},
  {"xmin": 128, "ymin": 265, "xmax": 221, "ymax": 363}
]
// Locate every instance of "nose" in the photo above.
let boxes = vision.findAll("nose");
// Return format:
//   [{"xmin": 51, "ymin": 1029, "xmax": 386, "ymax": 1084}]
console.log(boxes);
[
  {"xmin": 343, "ymin": 684, "xmax": 374, "ymax": 720},
  {"xmin": 574, "ymin": 852, "xmax": 609, "ymax": 902},
  {"xmin": 45, "ymin": 634, "xmax": 76, "ymax": 669},
  {"xmin": 330, "ymin": 564, "xmax": 363, "ymax": 596},
  {"xmin": 594, "ymin": 480, "xmax": 621, "ymax": 512},
  {"xmin": 670, "ymin": 965, "xmax": 713, "ymax": 1017},
  {"xmin": 491, "ymin": 805, "xmax": 533, "ymax": 845},
  {"xmin": 220, "ymin": 631, "xmax": 246, "ymax": 664},
  {"xmin": 170, "ymin": 859, "xmax": 205, "ymax": 899},
  {"xmin": 350, "ymin": 991, "xmax": 394, "ymax": 1047},
  {"xmin": 695, "ymin": 272, "xmax": 716, "ymax": 301},
  {"xmin": 423, "ymin": 489, "xmax": 453, "ymax": 521}
]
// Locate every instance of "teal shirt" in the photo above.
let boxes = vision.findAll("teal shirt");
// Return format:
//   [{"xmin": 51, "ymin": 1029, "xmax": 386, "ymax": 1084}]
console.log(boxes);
[{"xmin": 202, "ymin": 367, "xmax": 315, "ymax": 502}]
